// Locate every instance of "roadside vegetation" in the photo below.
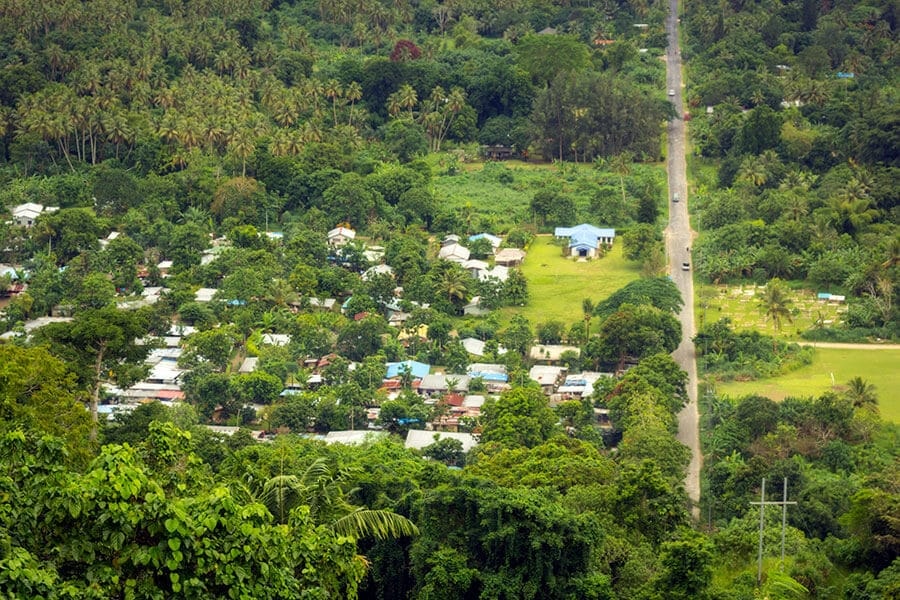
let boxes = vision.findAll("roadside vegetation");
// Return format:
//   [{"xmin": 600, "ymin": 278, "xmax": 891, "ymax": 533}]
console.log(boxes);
[{"xmin": 683, "ymin": 0, "xmax": 899, "ymax": 594}]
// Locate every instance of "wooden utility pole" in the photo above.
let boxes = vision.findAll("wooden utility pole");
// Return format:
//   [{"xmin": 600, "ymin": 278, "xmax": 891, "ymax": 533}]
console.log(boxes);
[{"xmin": 750, "ymin": 477, "xmax": 797, "ymax": 584}]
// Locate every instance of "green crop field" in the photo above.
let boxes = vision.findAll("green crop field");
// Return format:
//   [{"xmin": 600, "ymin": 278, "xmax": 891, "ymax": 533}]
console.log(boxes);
[
  {"xmin": 696, "ymin": 283, "xmax": 847, "ymax": 339},
  {"xmin": 712, "ymin": 347, "xmax": 900, "ymax": 422},
  {"xmin": 495, "ymin": 234, "xmax": 642, "ymax": 326}
]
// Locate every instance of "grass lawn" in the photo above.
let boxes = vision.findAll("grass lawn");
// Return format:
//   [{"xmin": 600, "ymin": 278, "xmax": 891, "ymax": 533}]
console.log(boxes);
[
  {"xmin": 431, "ymin": 157, "xmax": 667, "ymax": 231},
  {"xmin": 713, "ymin": 347, "xmax": 900, "ymax": 422},
  {"xmin": 696, "ymin": 283, "xmax": 846, "ymax": 340},
  {"xmin": 494, "ymin": 235, "xmax": 642, "ymax": 327}
]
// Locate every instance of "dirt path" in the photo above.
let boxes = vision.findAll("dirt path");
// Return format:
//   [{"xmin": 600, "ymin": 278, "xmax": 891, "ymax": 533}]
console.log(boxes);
[
  {"xmin": 796, "ymin": 342, "xmax": 900, "ymax": 350},
  {"xmin": 664, "ymin": 0, "xmax": 702, "ymax": 521}
]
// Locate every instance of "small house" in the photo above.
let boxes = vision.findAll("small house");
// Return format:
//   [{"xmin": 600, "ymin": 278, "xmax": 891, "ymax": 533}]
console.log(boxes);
[
  {"xmin": 418, "ymin": 374, "xmax": 471, "ymax": 397},
  {"xmin": 385, "ymin": 360, "xmax": 431, "ymax": 381},
  {"xmin": 327, "ymin": 226, "xmax": 356, "ymax": 247},
  {"xmin": 460, "ymin": 338, "xmax": 507, "ymax": 357},
  {"xmin": 195, "ymin": 288, "xmax": 217, "ymax": 302},
  {"xmin": 478, "ymin": 265, "xmax": 509, "ymax": 282},
  {"xmin": 529, "ymin": 344, "xmax": 580, "ymax": 364},
  {"xmin": 238, "ymin": 357, "xmax": 259, "ymax": 373},
  {"xmin": 481, "ymin": 146, "xmax": 514, "ymax": 160},
  {"xmin": 11, "ymin": 203, "xmax": 58, "ymax": 227},
  {"xmin": 362, "ymin": 264, "xmax": 394, "ymax": 281},
  {"xmin": 261, "ymin": 333, "xmax": 291, "ymax": 346},
  {"xmin": 528, "ymin": 365, "xmax": 567, "ymax": 394},
  {"xmin": 405, "ymin": 430, "xmax": 478, "ymax": 453},
  {"xmin": 438, "ymin": 243, "xmax": 470, "ymax": 263},
  {"xmin": 494, "ymin": 248, "xmax": 526, "ymax": 267},
  {"xmin": 462, "ymin": 259, "xmax": 489, "ymax": 278},
  {"xmin": 467, "ymin": 363, "xmax": 508, "ymax": 383},
  {"xmin": 463, "ymin": 296, "xmax": 490, "ymax": 316}
]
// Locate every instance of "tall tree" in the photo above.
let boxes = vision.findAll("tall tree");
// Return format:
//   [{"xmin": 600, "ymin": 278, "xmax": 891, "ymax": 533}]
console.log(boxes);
[{"xmin": 33, "ymin": 306, "xmax": 155, "ymax": 441}]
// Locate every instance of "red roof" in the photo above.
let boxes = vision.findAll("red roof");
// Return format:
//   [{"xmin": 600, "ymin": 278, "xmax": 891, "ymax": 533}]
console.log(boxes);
[{"xmin": 442, "ymin": 393, "xmax": 464, "ymax": 407}]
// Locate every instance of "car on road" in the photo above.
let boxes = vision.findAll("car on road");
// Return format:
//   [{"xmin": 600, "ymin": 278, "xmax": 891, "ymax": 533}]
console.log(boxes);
[
  {"xmin": 668, "ymin": 89, "xmax": 676, "ymax": 96},
  {"xmin": 681, "ymin": 262, "xmax": 690, "ymax": 271},
  {"xmin": 673, "ymin": 193, "xmax": 679, "ymax": 202}
]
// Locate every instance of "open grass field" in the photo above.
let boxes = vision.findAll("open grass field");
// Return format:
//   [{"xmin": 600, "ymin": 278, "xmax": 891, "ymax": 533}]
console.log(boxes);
[
  {"xmin": 713, "ymin": 347, "xmax": 900, "ymax": 422},
  {"xmin": 430, "ymin": 157, "xmax": 667, "ymax": 231},
  {"xmin": 696, "ymin": 283, "xmax": 847, "ymax": 340},
  {"xmin": 494, "ymin": 235, "xmax": 642, "ymax": 327},
  {"xmin": 431, "ymin": 160, "xmax": 597, "ymax": 228}
]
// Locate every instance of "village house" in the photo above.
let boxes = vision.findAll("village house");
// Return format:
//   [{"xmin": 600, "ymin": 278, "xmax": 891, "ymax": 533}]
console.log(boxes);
[
  {"xmin": 327, "ymin": 225, "xmax": 356, "ymax": 247},
  {"xmin": 405, "ymin": 430, "xmax": 479, "ymax": 453},
  {"xmin": 555, "ymin": 372, "xmax": 613, "ymax": 400},
  {"xmin": 418, "ymin": 374, "xmax": 471, "ymax": 397},
  {"xmin": 468, "ymin": 233, "xmax": 503, "ymax": 252},
  {"xmin": 438, "ymin": 242, "xmax": 470, "ymax": 263},
  {"xmin": 466, "ymin": 363, "xmax": 508, "ymax": 384},
  {"xmin": 460, "ymin": 337, "xmax": 508, "ymax": 358},
  {"xmin": 529, "ymin": 344, "xmax": 580, "ymax": 364},
  {"xmin": 554, "ymin": 224, "xmax": 616, "ymax": 258},
  {"xmin": 385, "ymin": 360, "xmax": 431, "ymax": 382},
  {"xmin": 528, "ymin": 364, "xmax": 567, "ymax": 394},
  {"xmin": 10, "ymin": 203, "xmax": 58, "ymax": 227},
  {"xmin": 494, "ymin": 248, "xmax": 526, "ymax": 267}
]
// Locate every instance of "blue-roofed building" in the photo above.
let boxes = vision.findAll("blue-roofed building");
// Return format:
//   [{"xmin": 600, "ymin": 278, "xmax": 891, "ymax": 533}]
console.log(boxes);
[
  {"xmin": 385, "ymin": 360, "xmax": 431, "ymax": 380},
  {"xmin": 554, "ymin": 224, "xmax": 616, "ymax": 258},
  {"xmin": 468, "ymin": 233, "xmax": 502, "ymax": 251},
  {"xmin": 467, "ymin": 363, "xmax": 508, "ymax": 383}
]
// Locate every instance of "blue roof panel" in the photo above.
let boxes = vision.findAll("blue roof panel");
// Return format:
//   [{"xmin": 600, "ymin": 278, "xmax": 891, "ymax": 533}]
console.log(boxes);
[{"xmin": 385, "ymin": 360, "xmax": 431, "ymax": 379}]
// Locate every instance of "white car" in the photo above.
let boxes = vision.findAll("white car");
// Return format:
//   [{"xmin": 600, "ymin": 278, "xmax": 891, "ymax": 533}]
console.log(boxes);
[
  {"xmin": 682, "ymin": 262, "xmax": 690, "ymax": 271},
  {"xmin": 673, "ymin": 193, "xmax": 679, "ymax": 202},
  {"xmin": 668, "ymin": 89, "xmax": 676, "ymax": 96}
]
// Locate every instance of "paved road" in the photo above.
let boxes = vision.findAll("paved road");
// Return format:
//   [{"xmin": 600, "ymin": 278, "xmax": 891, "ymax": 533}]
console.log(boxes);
[{"xmin": 664, "ymin": 0, "xmax": 702, "ymax": 520}]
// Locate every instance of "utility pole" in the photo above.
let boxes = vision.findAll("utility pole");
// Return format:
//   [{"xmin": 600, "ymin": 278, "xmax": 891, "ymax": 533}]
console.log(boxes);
[{"xmin": 750, "ymin": 477, "xmax": 797, "ymax": 584}]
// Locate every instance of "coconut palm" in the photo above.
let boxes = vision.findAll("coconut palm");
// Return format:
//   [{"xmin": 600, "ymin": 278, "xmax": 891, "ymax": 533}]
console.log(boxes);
[
  {"xmin": 759, "ymin": 278, "xmax": 793, "ymax": 338},
  {"xmin": 345, "ymin": 81, "xmax": 362, "ymax": 126},
  {"xmin": 228, "ymin": 129, "xmax": 255, "ymax": 177},
  {"xmin": 843, "ymin": 377, "xmax": 878, "ymax": 411},
  {"xmin": 582, "ymin": 298, "xmax": 595, "ymax": 341},
  {"xmin": 261, "ymin": 458, "xmax": 419, "ymax": 541},
  {"xmin": 439, "ymin": 265, "xmax": 469, "ymax": 310},
  {"xmin": 324, "ymin": 78, "xmax": 343, "ymax": 126},
  {"xmin": 397, "ymin": 83, "xmax": 418, "ymax": 119}
]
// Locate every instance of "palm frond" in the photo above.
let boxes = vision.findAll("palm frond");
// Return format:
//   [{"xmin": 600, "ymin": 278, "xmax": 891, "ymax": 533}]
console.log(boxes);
[
  {"xmin": 332, "ymin": 508, "xmax": 419, "ymax": 540},
  {"xmin": 261, "ymin": 474, "xmax": 303, "ymax": 523}
]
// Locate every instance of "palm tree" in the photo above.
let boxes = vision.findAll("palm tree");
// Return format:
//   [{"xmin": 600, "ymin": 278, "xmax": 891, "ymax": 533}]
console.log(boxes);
[
  {"xmin": 102, "ymin": 110, "xmax": 134, "ymax": 160},
  {"xmin": 324, "ymin": 78, "xmax": 343, "ymax": 126},
  {"xmin": 439, "ymin": 266, "xmax": 469, "ymax": 310},
  {"xmin": 345, "ymin": 81, "xmax": 362, "ymax": 126},
  {"xmin": 228, "ymin": 130, "xmax": 255, "ymax": 177},
  {"xmin": 737, "ymin": 154, "xmax": 771, "ymax": 187},
  {"xmin": 260, "ymin": 458, "xmax": 418, "ymax": 541},
  {"xmin": 759, "ymin": 278, "xmax": 793, "ymax": 338},
  {"xmin": 582, "ymin": 298, "xmax": 595, "ymax": 341},
  {"xmin": 266, "ymin": 279, "xmax": 298, "ymax": 308},
  {"xmin": 397, "ymin": 83, "xmax": 418, "ymax": 119},
  {"xmin": 843, "ymin": 377, "xmax": 878, "ymax": 411}
]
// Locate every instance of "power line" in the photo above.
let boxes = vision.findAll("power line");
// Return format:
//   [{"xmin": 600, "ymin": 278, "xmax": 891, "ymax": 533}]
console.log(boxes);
[{"xmin": 749, "ymin": 477, "xmax": 797, "ymax": 584}]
